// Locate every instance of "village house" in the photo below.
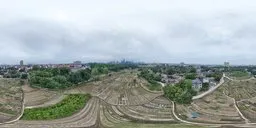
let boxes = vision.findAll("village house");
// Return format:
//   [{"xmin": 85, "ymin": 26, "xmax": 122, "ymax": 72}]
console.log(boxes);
[
  {"xmin": 161, "ymin": 74, "xmax": 183, "ymax": 85},
  {"xmin": 192, "ymin": 78, "xmax": 202, "ymax": 91},
  {"xmin": 202, "ymin": 77, "xmax": 210, "ymax": 83}
]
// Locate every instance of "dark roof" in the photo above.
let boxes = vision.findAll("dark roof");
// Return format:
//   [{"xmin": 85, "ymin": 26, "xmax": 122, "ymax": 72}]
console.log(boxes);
[{"xmin": 192, "ymin": 78, "xmax": 202, "ymax": 84}]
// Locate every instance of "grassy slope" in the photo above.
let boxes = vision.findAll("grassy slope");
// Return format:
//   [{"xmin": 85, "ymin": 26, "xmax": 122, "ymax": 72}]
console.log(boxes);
[
  {"xmin": 230, "ymin": 71, "xmax": 248, "ymax": 77},
  {"xmin": 21, "ymin": 94, "xmax": 91, "ymax": 120}
]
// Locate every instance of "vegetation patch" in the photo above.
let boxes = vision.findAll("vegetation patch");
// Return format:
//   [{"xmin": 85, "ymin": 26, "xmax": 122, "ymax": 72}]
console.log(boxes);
[
  {"xmin": 230, "ymin": 71, "xmax": 249, "ymax": 77},
  {"xmin": 138, "ymin": 69, "xmax": 162, "ymax": 91},
  {"xmin": 89, "ymin": 63, "xmax": 137, "ymax": 75},
  {"xmin": 29, "ymin": 67, "xmax": 91, "ymax": 89},
  {"xmin": 21, "ymin": 94, "xmax": 91, "ymax": 120},
  {"xmin": 163, "ymin": 80, "xmax": 197, "ymax": 104}
]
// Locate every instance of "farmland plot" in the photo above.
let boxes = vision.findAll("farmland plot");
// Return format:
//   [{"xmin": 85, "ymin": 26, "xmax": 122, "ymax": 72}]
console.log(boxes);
[
  {"xmin": 90, "ymin": 72, "xmax": 163, "ymax": 105},
  {"xmin": 24, "ymin": 88, "xmax": 61, "ymax": 107},
  {"xmin": 2, "ymin": 97, "xmax": 100, "ymax": 128},
  {"xmin": 228, "ymin": 80, "xmax": 256, "ymax": 123},
  {"xmin": 116, "ymin": 96, "xmax": 176, "ymax": 123},
  {"xmin": 3, "ymin": 70, "xmax": 240, "ymax": 127},
  {"xmin": 176, "ymin": 87, "xmax": 244, "ymax": 124},
  {"xmin": 0, "ymin": 79, "xmax": 23, "ymax": 123},
  {"xmin": 237, "ymin": 100, "xmax": 256, "ymax": 123},
  {"xmin": 222, "ymin": 80, "xmax": 256, "ymax": 100}
]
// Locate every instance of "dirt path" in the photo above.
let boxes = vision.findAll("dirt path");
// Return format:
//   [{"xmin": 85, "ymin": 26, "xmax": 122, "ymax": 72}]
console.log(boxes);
[{"xmin": 223, "ymin": 91, "xmax": 249, "ymax": 124}]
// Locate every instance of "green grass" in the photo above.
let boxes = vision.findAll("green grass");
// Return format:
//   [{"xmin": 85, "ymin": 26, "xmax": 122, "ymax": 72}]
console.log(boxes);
[
  {"xmin": 147, "ymin": 81, "xmax": 162, "ymax": 91},
  {"xmin": 230, "ymin": 71, "xmax": 249, "ymax": 77},
  {"xmin": 21, "ymin": 94, "xmax": 91, "ymax": 120},
  {"xmin": 113, "ymin": 123, "xmax": 207, "ymax": 128}
]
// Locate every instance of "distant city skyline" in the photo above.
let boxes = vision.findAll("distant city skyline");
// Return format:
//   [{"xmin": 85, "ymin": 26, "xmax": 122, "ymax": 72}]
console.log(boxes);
[{"xmin": 1, "ymin": 0, "xmax": 256, "ymax": 64}]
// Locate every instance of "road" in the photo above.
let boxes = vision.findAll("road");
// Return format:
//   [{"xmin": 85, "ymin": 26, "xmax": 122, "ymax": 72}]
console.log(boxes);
[{"xmin": 192, "ymin": 74, "xmax": 225, "ymax": 100}]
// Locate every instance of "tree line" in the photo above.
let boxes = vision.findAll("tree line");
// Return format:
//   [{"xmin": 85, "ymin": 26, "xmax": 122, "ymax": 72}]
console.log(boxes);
[
  {"xmin": 29, "ymin": 67, "xmax": 91, "ymax": 89},
  {"xmin": 89, "ymin": 63, "xmax": 138, "ymax": 75}
]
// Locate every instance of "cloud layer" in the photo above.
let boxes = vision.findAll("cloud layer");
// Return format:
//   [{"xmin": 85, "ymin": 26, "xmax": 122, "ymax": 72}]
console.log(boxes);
[{"xmin": 1, "ymin": 0, "xmax": 256, "ymax": 64}]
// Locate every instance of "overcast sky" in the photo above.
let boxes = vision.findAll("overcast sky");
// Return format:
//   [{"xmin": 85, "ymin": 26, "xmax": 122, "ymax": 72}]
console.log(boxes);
[{"xmin": 1, "ymin": 0, "xmax": 256, "ymax": 64}]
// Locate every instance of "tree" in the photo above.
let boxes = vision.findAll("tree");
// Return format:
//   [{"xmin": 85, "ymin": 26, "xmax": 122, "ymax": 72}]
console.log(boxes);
[
  {"xmin": 51, "ymin": 68, "xmax": 60, "ymax": 76},
  {"xmin": 59, "ymin": 67, "xmax": 70, "ymax": 76},
  {"xmin": 167, "ymin": 68, "xmax": 175, "ymax": 75},
  {"xmin": 79, "ymin": 69, "xmax": 91, "ymax": 81},
  {"xmin": 53, "ymin": 76, "xmax": 69, "ymax": 85},
  {"xmin": 32, "ymin": 65, "xmax": 40, "ymax": 70},
  {"xmin": 21, "ymin": 73, "xmax": 28, "ymax": 79},
  {"xmin": 68, "ymin": 72, "xmax": 82, "ymax": 84},
  {"xmin": 164, "ymin": 80, "xmax": 197, "ymax": 104},
  {"xmin": 200, "ymin": 83, "xmax": 209, "ymax": 92},
  {"xmin": 185, "ymin": 73, "xmax": 196, "ymax": 80},
  {"xmin": 190, "ymin": 68, "xmax": 196, "ymax": 73}
]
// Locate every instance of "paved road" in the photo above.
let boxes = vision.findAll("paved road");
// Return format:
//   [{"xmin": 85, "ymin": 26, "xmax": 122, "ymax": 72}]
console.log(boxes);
[{"xmin": 192, "ymin": 74, "xmax": 225, "ymax": 100}]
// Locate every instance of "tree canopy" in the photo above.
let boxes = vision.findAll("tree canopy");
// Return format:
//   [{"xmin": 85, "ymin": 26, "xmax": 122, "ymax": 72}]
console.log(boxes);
[
  {"xmin": 163, "ymin": 80, "xmax": 197, "ymax": 104},
  {"xmin": 29, "ymin": 67, "xmax": 91, "ymax": 89}
]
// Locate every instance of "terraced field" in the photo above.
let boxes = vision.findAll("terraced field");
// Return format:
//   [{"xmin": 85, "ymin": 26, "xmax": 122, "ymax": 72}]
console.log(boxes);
[
  {"xmin": 3, "ymin": 70, "xmax": 256, "ymax": 127},
  {"xmin": 222, "ymin": 80, "xmax": 256, "ymax": 101},
  {"xmin": 223, "ymin": 79, "xmax": 256, "ymax": 123},
  {"xmin": 116, "ymin": 96, "xmax": 175, "ymax": 123},
  {"xmin": 176, "ymin": 83, "xmax": 245, "ymax": 124},
  {"xmin": 67, "ymin": 71, "xmax": 163, "ymax": 106},
  {"xmin": 2, "ymin": 96, "xmax": 177, "ymax": 128},
  {"xmin": 0, "ymin": 71, "xmax": 174, "ymax": 127},
  {"xmin": 0, "ymin": 79, "xmax": 23, "ymax": 123},
  {"xmin": 237, "ymin": 100, "xmax": 256, "ymax": 122},
  {"xmin": 2, "ymin": 97, "xmax": 100, "ymax": 128},
  {"xmin": 23, "ymin": 84, "xmax": 63, "ymax": 108}
]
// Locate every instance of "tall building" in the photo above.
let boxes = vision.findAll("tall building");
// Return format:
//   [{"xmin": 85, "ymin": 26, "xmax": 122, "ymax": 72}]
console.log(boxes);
[
  {"xmin": 73, "ymin": 61, "xmax": 82, "ymax": 65},
  {"xmin": 180, "ymin": 62, "xmax": 185, "ymax": 66},
  {"xmin": 73, "ymin": 61, "xmax": 82, "ymax": 68},
  {"xmin": 20, "ymin": 60, "xmax": 24, "ymax": 66},
  {"xmin": 224, "ymin": 62, "xmax": 230, "ymax": 67}
]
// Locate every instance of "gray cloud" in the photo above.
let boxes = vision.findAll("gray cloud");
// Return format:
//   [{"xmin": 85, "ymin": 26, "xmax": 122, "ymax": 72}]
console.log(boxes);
[{"xmin": 1, "ymin": 0, "xmax": 256, "ymax": 65}]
